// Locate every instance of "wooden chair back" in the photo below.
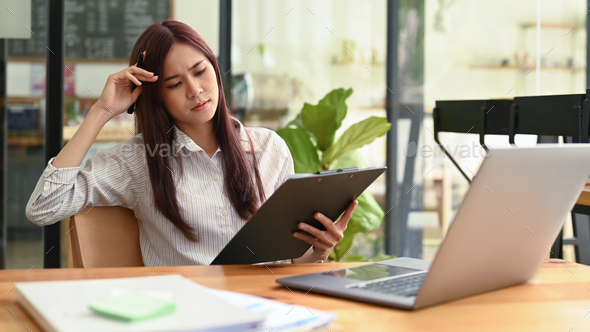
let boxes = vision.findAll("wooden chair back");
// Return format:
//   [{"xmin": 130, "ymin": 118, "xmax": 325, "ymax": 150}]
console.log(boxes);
[{"xmin": 69, "ymin": 206, "xmax": 144, "ymax": 268}]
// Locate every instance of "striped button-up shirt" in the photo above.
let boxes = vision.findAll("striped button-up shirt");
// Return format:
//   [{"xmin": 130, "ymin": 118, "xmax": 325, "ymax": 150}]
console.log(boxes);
[{"xmin": 26, "ymin": 118, "xmax": 294, "ymax": 266}]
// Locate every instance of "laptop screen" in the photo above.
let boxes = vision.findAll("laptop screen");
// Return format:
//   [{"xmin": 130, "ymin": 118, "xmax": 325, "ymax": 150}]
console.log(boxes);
[{"xmin": 326, "ymin": 264, "xmax": 423, "ymax": 281}]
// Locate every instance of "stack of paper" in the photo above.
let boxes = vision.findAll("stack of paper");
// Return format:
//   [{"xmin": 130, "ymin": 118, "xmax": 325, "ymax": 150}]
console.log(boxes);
[
  {"xmin": 206, "ymin": 289, "xmax": 336, "ymax": 331},
  {"xmin": 14, "ymin": 274, "xmax": 336, "ymax": 332}
]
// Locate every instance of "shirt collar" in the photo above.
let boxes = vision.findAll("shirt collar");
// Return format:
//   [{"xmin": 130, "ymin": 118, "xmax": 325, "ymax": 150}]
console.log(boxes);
[
  {"xmin": 234, "ymin": 117, "xmax": 262, "ymax": 153},
  {"xmin": 173, "ymin": 117, "xmax": 261, "ymax": 155},
  {"xmin": 173, "ymin": 127, "xmax": 202, "ymax": 154}
]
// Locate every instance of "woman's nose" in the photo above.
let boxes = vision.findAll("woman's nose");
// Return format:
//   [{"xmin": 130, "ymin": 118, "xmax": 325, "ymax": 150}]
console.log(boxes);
[{"xmin": 186, "ymin": 79, "xmax": 203, "ymax": 98}]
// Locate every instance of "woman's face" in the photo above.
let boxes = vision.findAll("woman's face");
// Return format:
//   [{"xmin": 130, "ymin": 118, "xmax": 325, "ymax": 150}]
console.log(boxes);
[{"xmin": 161, "ymin": 43, "xmax": 219, "ymax": 128}]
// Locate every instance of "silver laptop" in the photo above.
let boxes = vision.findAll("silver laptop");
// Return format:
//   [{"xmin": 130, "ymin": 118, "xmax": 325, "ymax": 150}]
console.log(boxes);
[{"xmin": 277, "ymin": 145, "xmax": 590, "ymax": 310}]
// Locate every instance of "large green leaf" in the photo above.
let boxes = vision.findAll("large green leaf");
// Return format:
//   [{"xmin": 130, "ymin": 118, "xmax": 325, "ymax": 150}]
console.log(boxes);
[
  {"xmin": 329, "ymin": 150, "xmax": 385, "ymax": 261},
  {"xmin": 321, "ymin": 116, "xmax": 391, "ymax": 165},
  {"xmin": 331, "ymin": 226, "xmax": 356, "ymax": 261},
  {"xmin": 319, "ymin": 88, "xmax": 353, "ymax": 130},
  {"xmin": 276, "ymin": 127, "xmax": 321, "ymax": 173},
  {"xmin": 335, "ymin": 149, "xmax": 386, "ymax": 234},
  {"xmin": 285, "ymin": 113, "xmax": 304, "ymax": 128},
  {"xmin": 334, "ymin": 149, "xmax": 367, "ymax": 169},
  {"xmin": 285, "ymin": 113, "xmax": 315, "ymax": 141},
  {"xmin": 286, "ymin": 113, "xmax": 304, "ymax": 129},
  {"xmin": 332, "ymin": 191, "xmax": 385, "ymax": 261},
  {"xmin": 301, "ymin": 103, "xmax": 338, "ymax": 152},
  {"xmin": 350, "ymin": 190, "xmax": 385, "ymax": 233}
]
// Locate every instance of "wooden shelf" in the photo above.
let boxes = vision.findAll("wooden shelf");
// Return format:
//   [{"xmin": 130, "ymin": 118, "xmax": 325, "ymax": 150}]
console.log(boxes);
[
  {"xmin": 8, "ymin": 134, "xmax": 44, "ymax": 147},
  {"xmin": 472, "ymin": 65, "xmax": 585, "ymax": 72},
  {"xmin": 7, "ymin": 96, "xmax": 42, "ymax": 104},
  {"xmin": 358, "ymin": 106, "xmax": 386, "ymax": 111},
  {"xmin": 330, "ymin": 61, "xmax": 386, "ymax": 67},
  {"xmin": 358, "ymin": 105, "xmax": 434, "ymax": 114},
  {"xmin": 8, "ymin": 96, "xmax": 98, "ymax": 104},
  {"xmin": 520, "ymin": 23, "xmax": 583, "ymax": 30},
  {"xmin": 63, "ymin": 124, "xmax": 136, "ymax": 143},
  {"xmin": 8, "ymin": 125, "xmax": 135, "ymax": 147},
  {"xmin": 8, "ymin": 56, "xmax": 129, "ymax": 64}
]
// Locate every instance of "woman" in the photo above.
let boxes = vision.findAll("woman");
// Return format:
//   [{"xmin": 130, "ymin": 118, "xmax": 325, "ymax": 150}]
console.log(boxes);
[{"xmin": 26, "ymin": 20, "xmax": 357, "ymax": 266}]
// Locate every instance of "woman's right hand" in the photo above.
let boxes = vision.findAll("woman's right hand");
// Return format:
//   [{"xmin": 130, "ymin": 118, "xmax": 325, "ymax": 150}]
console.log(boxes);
[{"xmin": 93, "ymin": 53, "xmax": 158, "ymax": 119}]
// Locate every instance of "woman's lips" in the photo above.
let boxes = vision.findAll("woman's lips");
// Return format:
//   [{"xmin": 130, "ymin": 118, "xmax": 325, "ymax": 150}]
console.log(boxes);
[{"xmin": 191, "ymin": 100, "xmax": 209, "ymax": 111}]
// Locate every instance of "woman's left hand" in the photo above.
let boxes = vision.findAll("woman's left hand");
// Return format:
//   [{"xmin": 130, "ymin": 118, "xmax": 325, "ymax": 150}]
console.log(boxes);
[{"xmin": 292, "ymin": 200, "xmax": 358, "ymax": 263}]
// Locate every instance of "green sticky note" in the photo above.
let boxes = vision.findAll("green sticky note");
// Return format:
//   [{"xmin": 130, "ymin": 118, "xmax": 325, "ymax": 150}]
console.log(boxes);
[{"xmin": 88, "ymin": 291, "xmax": 177, "ymax": 322}]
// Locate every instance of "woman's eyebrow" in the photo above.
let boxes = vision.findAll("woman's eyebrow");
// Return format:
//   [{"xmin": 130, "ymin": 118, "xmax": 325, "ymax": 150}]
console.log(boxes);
[{"xmin": 164, "ymin": 59, "xmax": 205, "ymax": 82}]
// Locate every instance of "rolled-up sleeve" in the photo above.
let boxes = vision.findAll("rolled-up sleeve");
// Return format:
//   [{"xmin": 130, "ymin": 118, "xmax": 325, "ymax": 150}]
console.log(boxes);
[
  {"xmin": 25, "ymin": 141, "xmax": 146, "ymax": 226},
  {"xmin": 274, "ymin": 136, "xmax": 295, "ymax": 191}
]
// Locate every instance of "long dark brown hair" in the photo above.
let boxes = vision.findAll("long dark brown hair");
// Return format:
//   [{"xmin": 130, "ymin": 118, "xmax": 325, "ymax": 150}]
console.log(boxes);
[{"xmin": 129, "ymin": 20, "xmax": 265, "ymax": 242}]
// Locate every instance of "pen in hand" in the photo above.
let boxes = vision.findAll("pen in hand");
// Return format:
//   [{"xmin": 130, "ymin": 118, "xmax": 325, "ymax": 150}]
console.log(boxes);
[{"xmin": 128, "ymin": 50, "xmax": 145, "ymax": 114}]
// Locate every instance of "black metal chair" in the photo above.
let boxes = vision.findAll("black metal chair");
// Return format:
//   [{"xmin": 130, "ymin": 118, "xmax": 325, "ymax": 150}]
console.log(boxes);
[
  {"xmin": 509, "ymin": 94, "xmax": 590, "ymax": 144},
  {"xmin": 433, "ymin": 99, "xmax": 513, "ymax": 182},
  {"xmin": 484, "ymin": 99, "xmax": 513, "ymax": 137},
  {"xmin": 508, "ymin": 93, "xmax": 590, "ymax": 264}
]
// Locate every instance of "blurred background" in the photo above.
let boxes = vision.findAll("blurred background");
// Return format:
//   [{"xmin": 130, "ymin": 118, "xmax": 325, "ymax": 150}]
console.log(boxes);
[{"xmin": 1, "ymin": 0, "xmax": 586, "ymax": 269}]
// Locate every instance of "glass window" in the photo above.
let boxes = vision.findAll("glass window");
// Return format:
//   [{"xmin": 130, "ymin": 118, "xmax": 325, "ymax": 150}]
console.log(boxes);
[
  {"xmin": 231, "ymin": 0, "xmax": 390, "ymax": 260},
  {"xmin": 6, "ymin": 0, "xmax": 175, "ymax": 269}
]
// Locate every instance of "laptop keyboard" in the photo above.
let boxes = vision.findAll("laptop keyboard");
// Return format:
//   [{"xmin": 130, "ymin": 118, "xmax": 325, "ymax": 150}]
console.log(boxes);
[{"xmin": 348, "ymin": 272, "xmax": 427, "ymax": 297}]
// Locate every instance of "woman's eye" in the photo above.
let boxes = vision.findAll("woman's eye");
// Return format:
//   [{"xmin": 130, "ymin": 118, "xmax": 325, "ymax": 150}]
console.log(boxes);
[
  {"xmin": 167, "ymin": 68, "xmax": 206, "ymax": 89},
  {"xmin": 168, "ymin": 82, "xmax": 181, "ymax": 89}
]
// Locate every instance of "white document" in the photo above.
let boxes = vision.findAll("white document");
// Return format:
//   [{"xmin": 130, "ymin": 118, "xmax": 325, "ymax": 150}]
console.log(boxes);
[
  {"xmin": 205, "ymin": 289, "xmax": 336, "ymax": 331},
  {"xmin": 15, "ymin": 274, "xmax": 265, "ymax": 332}
]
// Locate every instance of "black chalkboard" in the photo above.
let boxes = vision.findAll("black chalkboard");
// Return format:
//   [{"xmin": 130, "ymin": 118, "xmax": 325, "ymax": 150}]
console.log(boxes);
[{"xmin": 8, "ymin": 0, "xmax": 170, "ymax": 59}]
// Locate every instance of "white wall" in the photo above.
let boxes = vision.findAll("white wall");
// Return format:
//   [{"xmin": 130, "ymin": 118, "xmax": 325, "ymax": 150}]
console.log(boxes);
[
  {"xmin": 0, "ymin": 0, "xmax": 31, "ymax": 39},
  {"xmin": 173, "ymin": 0, "xmax": 219, "ymax": 55},
  {"xmin": 6, "ymin": 62, "xmax": 30, "ymax": 96}
]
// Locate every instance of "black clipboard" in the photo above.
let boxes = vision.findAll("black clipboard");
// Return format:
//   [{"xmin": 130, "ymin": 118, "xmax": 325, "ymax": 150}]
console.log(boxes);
[{"xmin": 210, "ymin": 166, "xmax": 387, "ymax": 265}]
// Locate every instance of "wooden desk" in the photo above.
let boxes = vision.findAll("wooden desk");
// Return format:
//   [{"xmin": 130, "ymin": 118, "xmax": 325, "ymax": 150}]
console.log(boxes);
[
  {"xmin": 1, "ymin": 259, "xmax": 589, "ymax": 331},
  {"xmin": 577, "ymin": 185, "xmax": 590, "ymax": 206}
]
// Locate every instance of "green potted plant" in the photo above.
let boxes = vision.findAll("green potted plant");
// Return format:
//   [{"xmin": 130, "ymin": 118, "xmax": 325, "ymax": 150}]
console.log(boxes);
[{"xmin": 276, "ymin": 88, "xmax": 391, "ymax": 261}]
